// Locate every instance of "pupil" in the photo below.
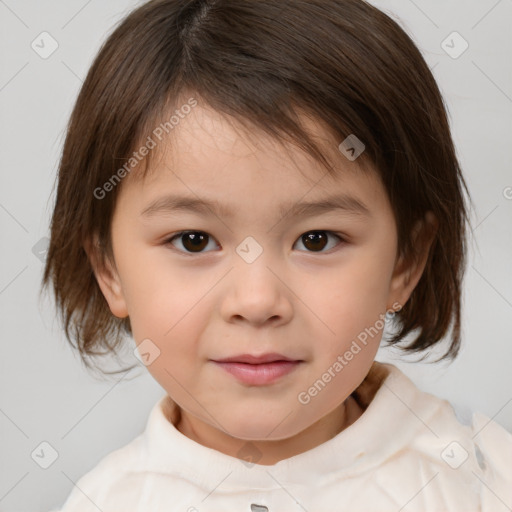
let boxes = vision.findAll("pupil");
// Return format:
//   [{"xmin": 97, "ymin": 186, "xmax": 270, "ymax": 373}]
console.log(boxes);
[
  {"xmin": 184, "ymin": 232, "xmax": 207, "ymax": 252},
  {"xmin": 304, "ymin": 231, "xmax": 327, "ymax": 251}
]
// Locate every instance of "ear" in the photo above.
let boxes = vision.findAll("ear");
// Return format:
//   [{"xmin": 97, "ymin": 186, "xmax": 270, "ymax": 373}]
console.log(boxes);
[
  {"xmin": 83, "ymin": 234, "xmax": 129, "ymax": 319},
  {"xmin": 387, "ymin": 211, "xmax": 438, "ymax": 310}
]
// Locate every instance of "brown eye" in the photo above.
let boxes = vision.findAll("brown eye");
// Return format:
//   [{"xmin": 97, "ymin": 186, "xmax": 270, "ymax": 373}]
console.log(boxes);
[
  {"xmin": 166, "ymin": 231, "xmax": 218, "ymax": 253},
  {"xmin": 165, "ymin": 230, "xmax": 344, "ymax": 255},
  {"xmin": 295, "ymin": 231, "xmax": 343, "ymax": 253}
]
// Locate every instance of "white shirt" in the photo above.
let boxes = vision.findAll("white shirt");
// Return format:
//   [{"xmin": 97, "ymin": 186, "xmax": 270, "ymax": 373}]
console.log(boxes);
[{"xmin": 50, "ymin": 361, "xmax": 512, "ymax": 511}]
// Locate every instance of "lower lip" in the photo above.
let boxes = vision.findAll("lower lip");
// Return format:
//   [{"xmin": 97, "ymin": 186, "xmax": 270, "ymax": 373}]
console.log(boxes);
[{"xmin": 212, "ymin": 361, "xmax": 301, "ymax": 385}]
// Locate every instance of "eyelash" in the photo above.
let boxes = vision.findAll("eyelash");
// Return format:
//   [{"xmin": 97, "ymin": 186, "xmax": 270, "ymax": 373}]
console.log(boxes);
[{"xmin": 163, "ymin": 230, "xmax": 347, "ymax": 255}]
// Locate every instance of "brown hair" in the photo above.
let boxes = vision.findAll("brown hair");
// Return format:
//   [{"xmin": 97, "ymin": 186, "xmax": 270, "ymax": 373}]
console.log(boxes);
[{"xmin": 41, "ymin": 0, "xmax": 472, "ymax": 377}]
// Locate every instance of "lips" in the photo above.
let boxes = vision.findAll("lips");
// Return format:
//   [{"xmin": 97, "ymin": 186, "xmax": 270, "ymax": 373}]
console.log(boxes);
[
  {"xmin": 212, "ymin": 353, "xmax": 301, "ymax": 364},
  {"xmin": 211, "ymin": 353, "xmax": 303, "ymax": 385}
]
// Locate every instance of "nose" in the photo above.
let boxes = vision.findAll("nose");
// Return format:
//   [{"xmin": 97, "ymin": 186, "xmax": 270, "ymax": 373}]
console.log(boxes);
[{"xmin": 220, "ymin": 254, "xmax": 293, "ymax": 327}]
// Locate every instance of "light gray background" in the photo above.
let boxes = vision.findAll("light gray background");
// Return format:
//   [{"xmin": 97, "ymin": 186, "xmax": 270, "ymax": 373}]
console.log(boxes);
[{"xmin": 0, "ymin": 0, "xmax": 511, "ymax": 511}]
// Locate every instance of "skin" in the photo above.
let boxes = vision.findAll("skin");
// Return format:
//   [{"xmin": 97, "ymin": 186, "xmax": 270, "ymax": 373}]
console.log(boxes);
[{"xmin": 86, "ymin": 103, "xmax": 437, "ymax": 465}]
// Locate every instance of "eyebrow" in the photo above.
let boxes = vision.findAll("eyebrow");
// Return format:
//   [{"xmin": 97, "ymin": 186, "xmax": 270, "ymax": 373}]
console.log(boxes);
[{"xmin": 140, "ymin": 193, "xmax": 371, "ymax": 220}]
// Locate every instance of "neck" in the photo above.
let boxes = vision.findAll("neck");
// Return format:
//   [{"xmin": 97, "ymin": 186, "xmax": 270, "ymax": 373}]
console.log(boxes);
[{"xmin": 174, "ymin": 394, "xmax": 364, "ymax": 466}]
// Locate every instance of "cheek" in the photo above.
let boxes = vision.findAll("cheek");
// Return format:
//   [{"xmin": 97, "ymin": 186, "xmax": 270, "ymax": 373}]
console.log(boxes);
[
  {"xmin": 130, "ymin": 294, "xmax": 208, "ymax": 398},
  {"xmin": 311, "ymin": 255, "xmax": 394, "ymax": 352},
  {"xmin": 342, "ymin": 241, "xmax": 396, "ymax": 309},
  {"xmin": 119, "ymin": 246, "xmax": 199, "ymax": 326}
]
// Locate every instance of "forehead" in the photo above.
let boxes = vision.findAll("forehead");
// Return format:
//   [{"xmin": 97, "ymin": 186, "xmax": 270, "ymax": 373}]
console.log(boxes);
[
  {"xmin": 166, "ymin": 104, "xmax": 362, "ymax": 173},
  {"xmin": 120, "ymin": 104, "xmax": 387, "ymax": 217}
]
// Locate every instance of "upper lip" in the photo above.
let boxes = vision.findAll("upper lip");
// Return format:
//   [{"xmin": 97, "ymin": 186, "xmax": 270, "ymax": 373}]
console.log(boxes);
[{"xmin": 213, "ymin": 353, "xmax": 301, "ymax": 364}]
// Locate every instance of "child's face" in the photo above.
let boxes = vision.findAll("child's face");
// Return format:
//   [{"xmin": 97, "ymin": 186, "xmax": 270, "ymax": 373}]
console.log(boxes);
[{"xmin": 93, "ymin": 103, "xmax": 423, "ymax": 454}]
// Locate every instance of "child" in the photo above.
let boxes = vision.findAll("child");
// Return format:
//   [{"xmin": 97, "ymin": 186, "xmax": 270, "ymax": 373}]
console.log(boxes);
[{"xmin": 42, "ymin": 0, "xmax": 512, "ymax": 510}]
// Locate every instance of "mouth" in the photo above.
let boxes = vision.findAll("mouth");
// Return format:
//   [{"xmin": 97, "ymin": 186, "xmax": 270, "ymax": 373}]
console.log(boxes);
[
  {"xmin": 211, "ymin": 353, "xmax": 303, "ymax": 385},
  {"xmin": 212, "ymin": 352, "xmax": 302, "ymax": 364}
]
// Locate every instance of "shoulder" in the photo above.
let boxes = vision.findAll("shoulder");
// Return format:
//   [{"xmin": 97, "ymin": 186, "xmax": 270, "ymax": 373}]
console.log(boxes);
[
  {"xmin": 469, "ymin": 410, "xmax": 512, "ymax": 512},
  {"xmin": 402, "ymin": 388, "xmax": 512, "ymax": 511},
  {"xmin": 371, "ymin": 363, "xmax": 512, "ymax": 511},
  {"xmin": 51, "ymin": 433, "xmax": 146, "ymax": 511}
]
